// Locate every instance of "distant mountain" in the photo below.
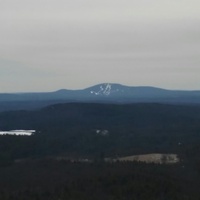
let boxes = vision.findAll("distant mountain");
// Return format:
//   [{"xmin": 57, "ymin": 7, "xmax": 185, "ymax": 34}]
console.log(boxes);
[{"xmin": 0, "ymin": 83, "xmax": 200, "ymax": 111}]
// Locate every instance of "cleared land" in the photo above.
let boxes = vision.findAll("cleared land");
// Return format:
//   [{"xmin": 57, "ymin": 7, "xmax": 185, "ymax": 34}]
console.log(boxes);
[{"xmin": 106, "ymin": 154, "xmax": 179, "ymax": 164}]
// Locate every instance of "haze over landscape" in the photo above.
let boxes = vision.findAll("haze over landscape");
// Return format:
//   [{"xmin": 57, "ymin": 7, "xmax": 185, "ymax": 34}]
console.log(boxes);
[
  {"xmin": 1, "ymin": 0, "xmax": 200, "ymax": 92},
  {"xmin": 1, "ymin": 2, "xmax": 200, "ymax": 199}
]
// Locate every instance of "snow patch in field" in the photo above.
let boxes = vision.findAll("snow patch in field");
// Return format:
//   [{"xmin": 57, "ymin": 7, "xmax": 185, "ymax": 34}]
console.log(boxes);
[{"xmin": 0, "ymin": 130, "xmax": 35, "ymax": 136}]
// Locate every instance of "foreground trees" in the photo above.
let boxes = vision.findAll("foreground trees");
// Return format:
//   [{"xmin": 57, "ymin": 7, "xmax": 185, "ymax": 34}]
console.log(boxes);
[{"xmin": 0, "ymin": 159, "xmax": 199, "ymax": 200}]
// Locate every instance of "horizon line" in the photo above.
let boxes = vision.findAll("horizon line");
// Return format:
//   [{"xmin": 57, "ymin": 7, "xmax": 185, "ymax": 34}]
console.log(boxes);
[{"xmin": 1, "ymin": 83, "xmax": 200, "ymax": 94}]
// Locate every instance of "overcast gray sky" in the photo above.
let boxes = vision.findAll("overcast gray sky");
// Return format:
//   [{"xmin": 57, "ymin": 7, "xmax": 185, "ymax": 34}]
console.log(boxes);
[{"xmin": 0, "ymin": 0, "xmax": 200, "ymax": 92}]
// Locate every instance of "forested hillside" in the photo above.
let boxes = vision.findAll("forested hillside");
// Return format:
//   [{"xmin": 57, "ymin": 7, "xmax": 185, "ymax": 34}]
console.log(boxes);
[
  {"xmin": 1, "ymin": 103, "xmax": 200, "ymax": 199},
  {"xmin": 0, "ymin": 103, "xmax": 200, "ymax": 160}
]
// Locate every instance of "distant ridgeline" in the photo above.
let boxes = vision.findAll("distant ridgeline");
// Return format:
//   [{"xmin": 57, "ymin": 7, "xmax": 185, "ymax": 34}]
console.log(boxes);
[{"xmin": 0, "ymin": 83, "xmax": 200, "ymax": 111}]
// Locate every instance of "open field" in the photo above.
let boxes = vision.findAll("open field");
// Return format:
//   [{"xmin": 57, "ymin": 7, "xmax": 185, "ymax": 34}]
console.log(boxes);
[{"xmin": 107, "ymin": 153, "xmax": 179, "ymax": 164}]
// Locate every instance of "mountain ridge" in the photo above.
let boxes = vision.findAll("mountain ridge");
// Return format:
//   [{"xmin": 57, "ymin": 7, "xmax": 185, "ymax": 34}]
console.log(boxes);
[{"xmin": 1, "ymin": 83, "xmax": 200, "ymax": 111}]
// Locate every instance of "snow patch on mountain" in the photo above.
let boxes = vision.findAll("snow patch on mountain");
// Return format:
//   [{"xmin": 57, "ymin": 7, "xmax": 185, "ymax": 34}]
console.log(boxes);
[{"xmin": 90, "ymin": 83, "xmax": 112, "ymax": 96}]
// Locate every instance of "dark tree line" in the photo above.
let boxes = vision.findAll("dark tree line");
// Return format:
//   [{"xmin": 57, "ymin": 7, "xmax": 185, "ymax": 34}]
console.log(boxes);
[{"xmin": 0, "ymin": 159, "xmax": 199, "ymax": 200}]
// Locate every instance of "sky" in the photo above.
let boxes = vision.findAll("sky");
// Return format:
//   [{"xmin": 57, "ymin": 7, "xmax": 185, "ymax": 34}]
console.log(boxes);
[{"xmin": 0, "ymin": 0, "xmax": 200, "ymax": 92}]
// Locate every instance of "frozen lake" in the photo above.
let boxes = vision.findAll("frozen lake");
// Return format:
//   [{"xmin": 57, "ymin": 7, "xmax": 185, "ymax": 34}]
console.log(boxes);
[{"xmin": 0, "ymin": 130, "xmax": 35, "ymax": 136}]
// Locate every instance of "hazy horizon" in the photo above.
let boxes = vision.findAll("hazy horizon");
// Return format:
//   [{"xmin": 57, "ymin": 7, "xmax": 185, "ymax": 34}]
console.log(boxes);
[
  {"xmin": 1, "ymin": 82, "xmax": 200, "ymax": 93},
  {"xmin": 1, "ymin": 0, "xmax": 200, "ymax": 92}
]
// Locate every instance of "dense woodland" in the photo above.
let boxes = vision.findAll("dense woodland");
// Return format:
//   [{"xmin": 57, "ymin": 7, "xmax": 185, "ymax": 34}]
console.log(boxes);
[
  {"xmin": 1, "ymin": 103, "xmax": 200, "ymax": 199},
  {"xmin": 1, "ymin": 159, "xmax": 200, "ymax": 200}
]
